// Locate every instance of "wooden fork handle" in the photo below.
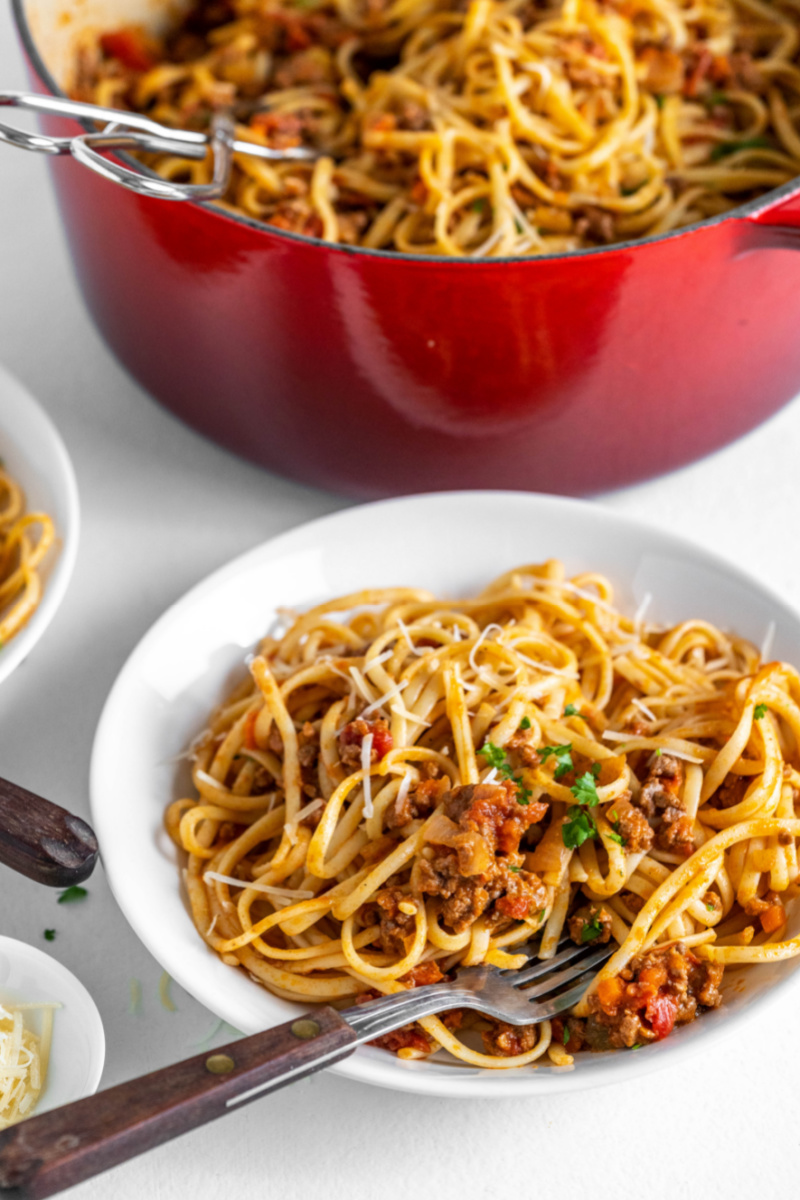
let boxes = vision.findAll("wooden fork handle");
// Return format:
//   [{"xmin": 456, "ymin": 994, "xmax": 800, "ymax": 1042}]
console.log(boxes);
[
  {"xmin": 0, "ymin": 1008, "xmax": 357, "ymax": 1198},
  {"xmin": 0, "ymin": 776, "xmax": 98, "ymax": 887}
]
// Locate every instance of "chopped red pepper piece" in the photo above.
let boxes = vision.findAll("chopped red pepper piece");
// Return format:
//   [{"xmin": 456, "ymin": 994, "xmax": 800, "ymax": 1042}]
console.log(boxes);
[{"xmin": 99, "ymin": 29, "xmax": 157, "ymax": 72}]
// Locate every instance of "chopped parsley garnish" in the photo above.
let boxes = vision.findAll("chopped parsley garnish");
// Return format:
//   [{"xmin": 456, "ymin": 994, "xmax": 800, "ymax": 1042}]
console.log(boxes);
[
  {"xmin": 562, "ymin": 805, "xmax": 597, "ymax": 848},
  {"xmin": 654, "ymin": 93, "xmax": 665, "ymax": 108},
  {"xmin": 705, "ymin": 91, "xmax": 730, "ymax": 107},
  {"xmin": 508, "ymin": 865, "xmax": 521, "ymax": 873},
  {"xmin": 607, "ymin": 829, "xmax": 625, "ymax": 846},
  {"xmin": 711, "ymin": 136, "xmax": 771, "ymax": 161},
  {"xmin": 519, "ymin": 716, "xmax": 531, "ymax": 730},
  {"xmin": 706, "ymin": 902, "xmax": 715, "ymax": 912},
  {"xmin": 479, "ymin": 741, "xmax": 531, "ymax": 805},
  {"xmin": 570, "ymin": 771, "xmax": 601, "ymax": 806},
  {"xmin": 564, "ymin": 704, "xmax": 579, "ymax": 717},
  {"xmin": 563, "ymin": 1025, "xmax": 570, "ymax": 1045},
  {"xmin": 590, "ymin": 762, "xmax": 601, "ymax": 778},
  {"xmin": 480, "ymin": 741, "xmax": 509, "ymax": 772},
  {"xmin": 655, "ymin": 748, "xmax": 663, "ymax": 757},
  {"xmin": 471, "ymin": 198, "xmax": 487, "ymax": 213},
  {"xmin": 539, "ymin": 743, "xmax": 574, "ymax": 780},
  {"xmin": 631, "ymin": 1043, "xmax": 643, "ymax": 1050},
  {"xmin": 43, "ymin": 929, "xmax": 56, "ymax": 942},
  {"xmin": 580, "ymin": 916, "xmax": 604, "ymax": 943},
  {"xmin": 754, "ymin": 703, "xmax": 768, "ymax": 720},
  {"xmin": 57, "ymin": 885, "xmax": 88, "ymax": 904}
]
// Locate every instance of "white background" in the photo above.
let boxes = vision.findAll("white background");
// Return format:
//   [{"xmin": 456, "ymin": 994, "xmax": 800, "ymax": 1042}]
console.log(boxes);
[{"xmin": 3, "ymin": 8, "xmax": 800, "ymax": 1196}]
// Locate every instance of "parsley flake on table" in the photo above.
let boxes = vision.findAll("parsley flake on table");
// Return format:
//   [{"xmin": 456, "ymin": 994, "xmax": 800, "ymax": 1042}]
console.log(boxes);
[
  {"xmin": 754, "ymin": 703, "xmax": 768, "ymax": 720},
  {"xmin": 57, "ymin": 885, "xmax": 88, "ymax": 904},
  {"xmin": 43, "ymin": 929, "xmax": 56, "ymax": 942},
  {"xmin": 539, "ymin": 743, "xmax": 573, "ymax": 780}
]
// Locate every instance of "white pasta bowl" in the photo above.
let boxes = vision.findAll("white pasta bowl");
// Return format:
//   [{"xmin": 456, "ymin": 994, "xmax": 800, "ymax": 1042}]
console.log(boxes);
[
  {"xmin": 91, "ymin": 491, "xmax": 800, "ymax": 1097},
  {"xmin": 0, "ymin": 365, "xmax": 80, "ymax": 687},
  {"xmin": 0, "ymin": 936, "xmax": 105, "ymax": 1114}
]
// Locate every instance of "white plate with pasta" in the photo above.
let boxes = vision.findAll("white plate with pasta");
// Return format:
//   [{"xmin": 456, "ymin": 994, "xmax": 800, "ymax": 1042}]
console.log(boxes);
[
  {"xmin": 91, "ymin": 491, "xmax": 800, "ymax": 1096},
  {"xmin": 0, "ymin": 366, "xmax": 80, "ymax": 688}
]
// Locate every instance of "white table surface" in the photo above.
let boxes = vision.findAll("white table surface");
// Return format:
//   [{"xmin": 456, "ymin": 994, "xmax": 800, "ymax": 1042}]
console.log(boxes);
[{"xmin": 3, "ymin": 9, "xmax": 800, "ymax": 1196}]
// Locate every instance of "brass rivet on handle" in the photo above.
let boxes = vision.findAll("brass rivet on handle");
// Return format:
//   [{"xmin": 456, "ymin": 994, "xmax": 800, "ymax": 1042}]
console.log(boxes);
[
  {"xmin": 205, "ymin": 1053, "xmax": 236, "ymax": 1075},
  {"xmin": 291, "ymin": 1018, "xmax": 321, "ymax": 1040}
]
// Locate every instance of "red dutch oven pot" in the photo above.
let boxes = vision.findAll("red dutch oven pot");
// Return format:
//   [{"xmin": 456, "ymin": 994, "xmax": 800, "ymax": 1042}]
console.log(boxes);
[{"xmin": 11, "ymin": 0, "xmax": 800, "ymax": 498}]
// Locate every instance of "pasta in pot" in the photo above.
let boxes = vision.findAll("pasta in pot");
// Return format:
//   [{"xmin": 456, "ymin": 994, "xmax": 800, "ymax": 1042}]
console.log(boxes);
[
  {"xmin": 73, "ymin": 0, "xmax": 800, "ymax": 255},
  {"xmin": 166, "ymin": 562, "xmax": 800, "ymax": 1068}
]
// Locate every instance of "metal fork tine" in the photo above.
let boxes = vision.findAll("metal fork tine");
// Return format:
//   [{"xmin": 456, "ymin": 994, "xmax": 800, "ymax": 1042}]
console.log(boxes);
[
  {"xmin": 515, "ymin": 945, "xmax": 614, "ymax": 997},
  {"xmin": 528, "ymin": 970, "xmax": 599, "ymax": 1019},
  {"xmin": 507, "ymin": 939, "xmax": 602, "ymax": 985}
]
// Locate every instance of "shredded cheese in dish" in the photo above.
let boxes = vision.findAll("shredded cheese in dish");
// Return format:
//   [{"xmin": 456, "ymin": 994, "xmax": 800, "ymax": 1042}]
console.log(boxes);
[{"xmin": 0, "ymin": 1003, "xmax": 56, "ymax": 1129}]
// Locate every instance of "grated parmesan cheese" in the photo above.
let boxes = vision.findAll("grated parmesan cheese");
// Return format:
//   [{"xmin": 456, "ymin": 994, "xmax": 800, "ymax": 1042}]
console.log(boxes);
[
  {"xmin": 361, "ymin": 732, "xmax": 374, "ymax": 818},
  {"xmin": 284, "ymin": 797, "xmax": 325, "ymax": 845},
  {"xmin": 203, "ymin": 869, "xmax": 315, "ymax": 900},
  {"xmin": 361, "ymin": 679, "xmax": 409, "ymax": 717},
  {"xmin": 468, "ymin": 624, "xmax": 504, "ymax": 674},
  {"xmin": 0, "ymin": 1002, "xmax": 56, "ymax": 1130},
  {"xmin": 761, "ymin": 620, "xmax": 776, "ymax": 662}
]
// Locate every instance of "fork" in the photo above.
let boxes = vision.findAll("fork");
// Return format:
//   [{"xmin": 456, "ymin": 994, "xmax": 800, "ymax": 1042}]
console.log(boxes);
[{"xmin": 0, "ymin": 938, "xmax": 613, "ymax": 1199}]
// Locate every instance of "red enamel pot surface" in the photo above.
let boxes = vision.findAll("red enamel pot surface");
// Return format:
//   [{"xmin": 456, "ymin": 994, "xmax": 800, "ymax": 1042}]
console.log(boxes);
[{"xmin": 12, "ymin": 0, "xmax": 800, "ymax": 498}]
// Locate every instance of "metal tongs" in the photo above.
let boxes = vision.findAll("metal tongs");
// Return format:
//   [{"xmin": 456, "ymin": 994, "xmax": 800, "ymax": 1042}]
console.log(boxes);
[{"xmin": 0, "ymin": 90, "xmax": 318, "ymax": 202}]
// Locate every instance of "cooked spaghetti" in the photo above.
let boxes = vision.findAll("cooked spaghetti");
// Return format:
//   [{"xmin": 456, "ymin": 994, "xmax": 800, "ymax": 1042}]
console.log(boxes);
[
  {"xmin": 0, "ymin": 463, "xmax": 55, "ymax": 648},
  {"xmin": 166, "ymin": 562, "xmax": 800, "ymax": 1068},
  {"xmin": 74, "ymin": 0, "xmax": 800, "ymax": 254}
]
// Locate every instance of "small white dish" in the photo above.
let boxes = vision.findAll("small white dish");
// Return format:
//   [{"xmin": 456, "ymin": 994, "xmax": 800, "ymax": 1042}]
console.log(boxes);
[
  {"xmin": 0, "ymin": 936, "xmax": 105, "ymax": 1114},
  {"xmin": 91, "ymin": 491, "xmax": 800, "ymax": 1097},
  {"xmin": 0, "ymin": 364, "xmax": 80, "ymax": 687}
]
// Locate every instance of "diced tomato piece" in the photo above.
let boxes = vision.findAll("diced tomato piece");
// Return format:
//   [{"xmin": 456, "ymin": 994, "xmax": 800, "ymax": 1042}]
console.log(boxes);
[
  {"xmin": 637, "ymin": 964, "xmax": 668, "ymax": 997},
  {"xmin": 760, "ymin": 903, "xmax": 786, "ymax": 934},
  {"xmin": 99, "ymin": 28, "xmax": 157, "ymax": 72},
  {"xmin": 340, "ymin": 718, "xmax": 393, "ymax": 758},
  {"xmin": 401, "ymin": 961, "xmax": 444, "ymax": 987},
  {"xmin": 596, "ymin": 975, "xmax": 624, "ymax": 1013},
  {"xmin": 646, "ymin": 993, "xmax": 677, "ymax": 1040},
  {"xmin": 496, "ymin": 893, "xmax": 532, "ymax": 920}
]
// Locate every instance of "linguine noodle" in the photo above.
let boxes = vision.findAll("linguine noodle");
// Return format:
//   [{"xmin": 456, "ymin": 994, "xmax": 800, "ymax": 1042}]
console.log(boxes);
[
  {"xmin": 0, "ymin": 463, "xmax": 55, "ymax": 649},
  {"xmin": 167, "ymin": 562, "xmax": 800, "ymax": 1068},
  {"xmin": 74, "ymin": 0, "xmax": 800, "ymax": 254}
]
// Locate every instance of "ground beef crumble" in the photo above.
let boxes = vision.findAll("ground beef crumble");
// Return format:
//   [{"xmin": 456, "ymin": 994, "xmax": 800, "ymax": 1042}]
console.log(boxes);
[
  {"xmin": 632, "ymin": 754, "xmax": 694, "ymax": 856},
  {"xmin": 338, "ymin": 718, "xmax": 393, "ymax": 766},
  {"xmin": 412, "ymin": 782, "xmax": 549, "ymax": 932},
  {"xmin": 564, "ymin": 942, "xmax": 724, "ymax": 1051},
  {"xmin": 568, "ymin": 904, "xmax": 613, "ymax": 945}
]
